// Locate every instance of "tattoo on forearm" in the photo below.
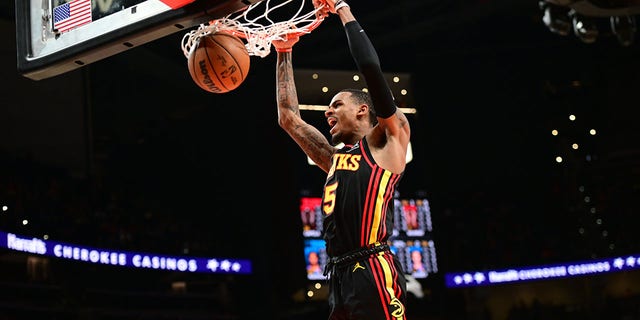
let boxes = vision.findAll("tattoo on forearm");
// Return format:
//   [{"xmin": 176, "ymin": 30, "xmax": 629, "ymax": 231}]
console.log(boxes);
[
  {"xmin": 276, "ymin": 55, "xmax": 299, "ymax": 115},
  {"xmin": 276, "ymin": 52, "xmax": 332, "ymax": 170},
  {"xmin": 294, "ymin": 125, "xmax": 332, "ymax": 166}
]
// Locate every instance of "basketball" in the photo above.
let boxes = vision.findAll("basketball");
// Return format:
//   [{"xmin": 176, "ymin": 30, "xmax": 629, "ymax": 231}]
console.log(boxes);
[{"xmin": 187, "ymin": 33, "xmax": 250, "ymax": 93}]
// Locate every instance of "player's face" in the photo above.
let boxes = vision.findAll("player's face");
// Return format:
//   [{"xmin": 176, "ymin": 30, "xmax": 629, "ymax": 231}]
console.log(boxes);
[
  {"xmin": 308, "ymin": 252, "xmax": 319, "ymax": 264},
  {"xmin": 325, "ymin": 91, "xmax": 360, "ymax": 145},
  {"xmin": 411, "ymin": 250, "xmax": 422, "ymax": 262}
]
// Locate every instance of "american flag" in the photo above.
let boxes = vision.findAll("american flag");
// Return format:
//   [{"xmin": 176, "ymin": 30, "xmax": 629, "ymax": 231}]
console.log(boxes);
[{"xmin": 53, "ymin": 0, "xmax": 93, "ymax": 33}]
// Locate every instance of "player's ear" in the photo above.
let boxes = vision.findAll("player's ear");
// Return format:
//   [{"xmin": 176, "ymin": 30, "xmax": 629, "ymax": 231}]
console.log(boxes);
[{"xmin": 357, "ymin": 104, "xmax": 369, "ymax": 116}]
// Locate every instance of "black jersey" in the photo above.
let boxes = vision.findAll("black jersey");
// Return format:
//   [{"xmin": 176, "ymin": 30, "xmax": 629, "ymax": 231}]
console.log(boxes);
[{"xmin": 322, "ymin": 137, "xmax": 403, "ymax": 257}]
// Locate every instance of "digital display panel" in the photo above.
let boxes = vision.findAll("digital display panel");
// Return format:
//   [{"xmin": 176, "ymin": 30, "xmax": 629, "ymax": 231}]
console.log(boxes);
[
  {"xmin": 303, "ymin": 238, "xmax": 328, "ymax": 280},
  {"xmin": 392, "ymin": 198, "xmax": 433, "ymax": 237},
  {"xmin": 300, "ymin": 195, "xmax": 438, "ymax": 280},
  {"xmin": 300, "ymin": 197, "xmax": 322, "ymax": 238},
  {"xmin": 390, "ymin": 239, "xmax": 438, "ymax": 279}
]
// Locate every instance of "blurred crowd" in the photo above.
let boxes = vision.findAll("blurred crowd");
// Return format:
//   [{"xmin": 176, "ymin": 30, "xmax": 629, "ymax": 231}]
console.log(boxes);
[{"xmin": 0, "ymin": 150, "xmax": 207, "ymax": 256}]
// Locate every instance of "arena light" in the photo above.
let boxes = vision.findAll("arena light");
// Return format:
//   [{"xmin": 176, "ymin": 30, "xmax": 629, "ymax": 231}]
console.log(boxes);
[
  {"xmin": 610, "ymin": 15, "xmax": 637, "ymax": 46},
  {"xmin": 540, "ymin": 1, "xmax": 572, "ymax": 36},
  {"xmin": 571, "ymin": 11, "xmax": 599, "ymax": 43}
]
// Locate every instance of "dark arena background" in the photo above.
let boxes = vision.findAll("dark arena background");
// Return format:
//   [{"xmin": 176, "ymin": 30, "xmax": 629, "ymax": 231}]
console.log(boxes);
[{"xmin": 2, "ymin": 0, "xmax": 640, "ymax": 319}]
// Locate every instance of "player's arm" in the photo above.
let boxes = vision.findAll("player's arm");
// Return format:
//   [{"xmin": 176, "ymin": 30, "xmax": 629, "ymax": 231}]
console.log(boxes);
[
  {"xmin": 332, "ymin": 1, "xmax": 411, "ymax": 171},
  {"xmin": 273, "ymin": 38, "xmax": 335, "ymax": 173}
]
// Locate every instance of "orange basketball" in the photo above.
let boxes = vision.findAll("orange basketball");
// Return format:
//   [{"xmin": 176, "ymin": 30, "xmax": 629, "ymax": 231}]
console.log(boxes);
[{"xmin": 187, "ymin": 33, "xmax": 250, "ymax": 93}]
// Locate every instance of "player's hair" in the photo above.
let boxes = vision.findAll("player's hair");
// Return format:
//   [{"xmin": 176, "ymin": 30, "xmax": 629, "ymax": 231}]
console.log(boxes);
[{"xmin": 339, "ymin": 89, "xmax": 377, "ymax": 125}]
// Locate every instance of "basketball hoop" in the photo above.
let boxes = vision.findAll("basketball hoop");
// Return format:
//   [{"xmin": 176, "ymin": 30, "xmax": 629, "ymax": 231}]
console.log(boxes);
[{"xmin": 181, "ymin": 0, "xmax": 327, "ymax": 59}]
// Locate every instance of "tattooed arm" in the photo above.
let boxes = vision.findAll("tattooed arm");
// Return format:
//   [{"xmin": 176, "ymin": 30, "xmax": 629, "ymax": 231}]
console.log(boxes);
[{"xmin": 273, "ymin": 37, "xmax": 335, "ymax": 173}]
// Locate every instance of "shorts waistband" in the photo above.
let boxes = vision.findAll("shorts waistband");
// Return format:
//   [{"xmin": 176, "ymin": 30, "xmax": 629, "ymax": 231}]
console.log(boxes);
[{"xmin": 323, "ymin": 243, "xmax": 390, "ymax": 277}]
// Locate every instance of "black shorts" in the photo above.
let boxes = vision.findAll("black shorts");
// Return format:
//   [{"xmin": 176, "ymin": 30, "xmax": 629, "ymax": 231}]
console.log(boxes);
[{"xmin": 326, "ymin": 249, "xmax": 407, "ymax": 320}]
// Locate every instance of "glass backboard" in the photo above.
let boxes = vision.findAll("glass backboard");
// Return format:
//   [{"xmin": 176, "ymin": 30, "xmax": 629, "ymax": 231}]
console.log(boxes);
[{"xmin": 15, "ymin": 0, "xmax": 260, "ymax": 80}]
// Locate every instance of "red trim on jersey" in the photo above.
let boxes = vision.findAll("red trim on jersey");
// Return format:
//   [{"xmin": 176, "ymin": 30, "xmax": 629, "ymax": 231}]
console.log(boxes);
[
  {"xmin": 361, "ymin": 166, "xmax": 384, "ymax": 245},
  {"xmin": 380, "ymin": 173, "xmax": 400, "ymax": 239},
  {"xmin": 359, "ymin": 139, "xmax": 375, "ymax": 167},
  {"xmin": 358, "ymin": 138, "xmax": 403, "ymax": 246},
  {"xmin": 360, "ymin": 139, "xmax": 375, "ymax": 245}
]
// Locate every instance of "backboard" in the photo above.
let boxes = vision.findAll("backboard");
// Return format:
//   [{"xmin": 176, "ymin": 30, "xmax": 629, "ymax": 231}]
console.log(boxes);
[{"xmin": 15, "ymin": 0, "xmax": 261, "ymax": 81}]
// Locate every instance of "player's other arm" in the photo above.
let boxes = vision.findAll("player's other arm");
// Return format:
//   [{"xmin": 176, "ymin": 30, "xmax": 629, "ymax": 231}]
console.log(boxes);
[
  {"xmin": 332, "ymin": 1, "xmax": 411, "ymax": 171},
  {"xmin": 274, "ymin": 39, "xmax": 335, "ymax": 173}
]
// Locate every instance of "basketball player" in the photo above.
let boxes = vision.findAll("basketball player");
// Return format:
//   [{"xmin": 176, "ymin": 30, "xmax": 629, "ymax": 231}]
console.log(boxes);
[{"xmin": 272, "ymin": 0, "xmax": 411, "ymax": 318}]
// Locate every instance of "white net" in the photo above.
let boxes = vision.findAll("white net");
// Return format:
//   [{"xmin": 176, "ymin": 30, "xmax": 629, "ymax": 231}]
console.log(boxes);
[{"xmin": 181, "ymin": 0, "xmax": 325, "ymax": 59}]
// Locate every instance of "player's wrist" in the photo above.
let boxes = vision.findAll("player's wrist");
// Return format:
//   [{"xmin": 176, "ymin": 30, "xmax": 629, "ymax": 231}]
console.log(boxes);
[{"xmin": 334, "ymin": 0, "xmax": 349, "ymax": 11}]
